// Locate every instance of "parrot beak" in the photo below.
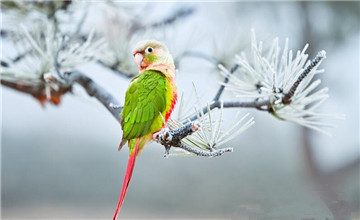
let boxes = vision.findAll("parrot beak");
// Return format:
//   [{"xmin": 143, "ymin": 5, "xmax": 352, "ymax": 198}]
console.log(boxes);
[{"xmin": 134, "ymin": 52, "xmax": 144, "ymax": 69}]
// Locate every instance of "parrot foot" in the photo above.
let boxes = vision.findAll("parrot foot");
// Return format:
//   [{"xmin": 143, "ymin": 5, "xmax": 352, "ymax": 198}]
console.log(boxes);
[
  {"xmin": 153, "ymin": 127, "xmax": 172, "ymax": 142},
  {"xmin": 152, "ymin": 130, "xmax": 162, "ymax": 141}
]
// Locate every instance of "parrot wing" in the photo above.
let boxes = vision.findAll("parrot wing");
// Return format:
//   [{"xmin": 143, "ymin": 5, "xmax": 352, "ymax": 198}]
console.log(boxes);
[{"xmin": 121, "ymin": 70, "xmax": 167, "ymax": 140}]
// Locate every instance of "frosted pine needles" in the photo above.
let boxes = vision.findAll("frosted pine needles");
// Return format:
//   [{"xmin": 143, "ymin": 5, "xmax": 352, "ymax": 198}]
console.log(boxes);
[{"xmin": 219, "ymin": 30, "xmax": 344, "ymax": 135}]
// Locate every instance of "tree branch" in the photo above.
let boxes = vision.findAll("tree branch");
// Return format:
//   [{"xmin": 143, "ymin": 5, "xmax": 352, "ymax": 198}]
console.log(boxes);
[
  {"xmin": 156, "ymin": 121, "xmax": 233, "ymax": 157},
  {"xmin": 283, "ymin": 50, "xmax": 326, "ymax": 104},
  {"xmin": 186, "ymin": 99, "xmax": 271, "ymax": 122},
  {"xmin": 213, "ymin": 63, "xmax": 239, "ymax": 101},
  {"xmin": 65, "ymin": 71, "xmax": 122, "ymax": 122},
  {"xmin": 175, "ymin": 142, "xmax": 233, "ymax": 157},
  {"xmin": 0, "ymin": 77, "xmax": 72, "ymax": 105}
]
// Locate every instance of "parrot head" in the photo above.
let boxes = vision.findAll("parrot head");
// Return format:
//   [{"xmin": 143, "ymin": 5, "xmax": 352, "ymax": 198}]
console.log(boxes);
[{"xmin": 132, "ymin": 40, "xmax": 175, "ymax": 77}]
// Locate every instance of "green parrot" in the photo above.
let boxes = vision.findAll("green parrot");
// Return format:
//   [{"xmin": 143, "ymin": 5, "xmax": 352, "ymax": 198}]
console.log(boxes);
[{"xmin": 113, "ymin": 40, "xmax": 177, "ymax": 219}]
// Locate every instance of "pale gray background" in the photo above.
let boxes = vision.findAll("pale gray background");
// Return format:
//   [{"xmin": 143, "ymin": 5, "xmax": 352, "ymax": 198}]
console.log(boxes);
[{"xmin": 1, "ymin": 2, "xmax": 359, "ymax": 219}]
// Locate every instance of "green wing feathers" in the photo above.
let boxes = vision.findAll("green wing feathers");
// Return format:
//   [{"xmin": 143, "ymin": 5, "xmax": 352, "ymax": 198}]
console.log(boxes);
[{"xmin": 121, "ymin": 70, "xmax": 167, "ymax": 141}]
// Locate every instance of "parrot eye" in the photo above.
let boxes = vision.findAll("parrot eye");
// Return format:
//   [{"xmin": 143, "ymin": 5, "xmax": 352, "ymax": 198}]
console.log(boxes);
[{"xmin": 145, "ymin": 46, "xmax": 153, "ymax": 54}]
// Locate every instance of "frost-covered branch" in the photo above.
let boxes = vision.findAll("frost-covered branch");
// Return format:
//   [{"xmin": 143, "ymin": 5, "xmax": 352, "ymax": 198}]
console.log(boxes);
[
  {"xmin": 155, "ymin": 122, "xmax": 233, "ymax": 157},
  {"xmin": 157, "ymin": 122, "xmax": 200, "ymax": 145},
  {"xmin": 282, "ymin": 50, "xmax": 326, "ymax": 104},
  {"xmin": 215, "ymin": 31, "xmax": 343, "ymax": 134},
  {"xmin": 173, "ymin": 142, "xmax": 233, "ymax": 157}
]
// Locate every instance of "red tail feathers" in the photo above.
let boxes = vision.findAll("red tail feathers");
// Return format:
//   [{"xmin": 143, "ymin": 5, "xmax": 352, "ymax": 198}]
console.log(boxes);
[{"xmin": 113, "ymin": 138, "xmax": 140, "ymax": 220}]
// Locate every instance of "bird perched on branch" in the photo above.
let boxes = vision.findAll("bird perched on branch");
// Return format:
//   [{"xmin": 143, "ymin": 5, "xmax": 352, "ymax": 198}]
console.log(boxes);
[{"xmin": 113, "ymin": 40, "xmax": 177, "ymax": 219}]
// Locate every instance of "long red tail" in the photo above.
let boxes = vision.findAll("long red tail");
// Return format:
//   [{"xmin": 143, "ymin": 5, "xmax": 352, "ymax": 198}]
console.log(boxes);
[{"xmin": 113, "ymin": 138, "xmax": 140, "ymax": 220}]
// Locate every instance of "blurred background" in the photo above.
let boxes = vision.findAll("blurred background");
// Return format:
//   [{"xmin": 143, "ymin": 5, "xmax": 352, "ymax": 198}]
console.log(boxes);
[{"xmin": 1, "ymin": 1, "xmax": 359, "ymax": 219}]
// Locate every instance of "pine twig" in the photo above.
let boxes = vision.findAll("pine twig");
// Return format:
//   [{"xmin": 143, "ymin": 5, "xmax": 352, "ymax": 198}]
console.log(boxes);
[
  {"xmin": 213, "ymin": 63, "xmax": 239, "ymax": 101},
  {"xmin": 283, "ymin": 50, "xmax": 326, "ymax": 104}
]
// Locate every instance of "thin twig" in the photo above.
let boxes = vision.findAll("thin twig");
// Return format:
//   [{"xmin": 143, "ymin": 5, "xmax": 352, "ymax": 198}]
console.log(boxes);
[
  {"xmin": 213, "ymin": 63, "xmax": 239, "ymax": 101},
  {"xmin": 54, "ymin": 36, "xmax": 69, "ymax": 82},
  {"xmin": 175, "ymin": 142, "xmax": 233, "ymax": 157},
  {"xmin": 187, "ymin": 99, "xmax": 271, "ymax": 122}
]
